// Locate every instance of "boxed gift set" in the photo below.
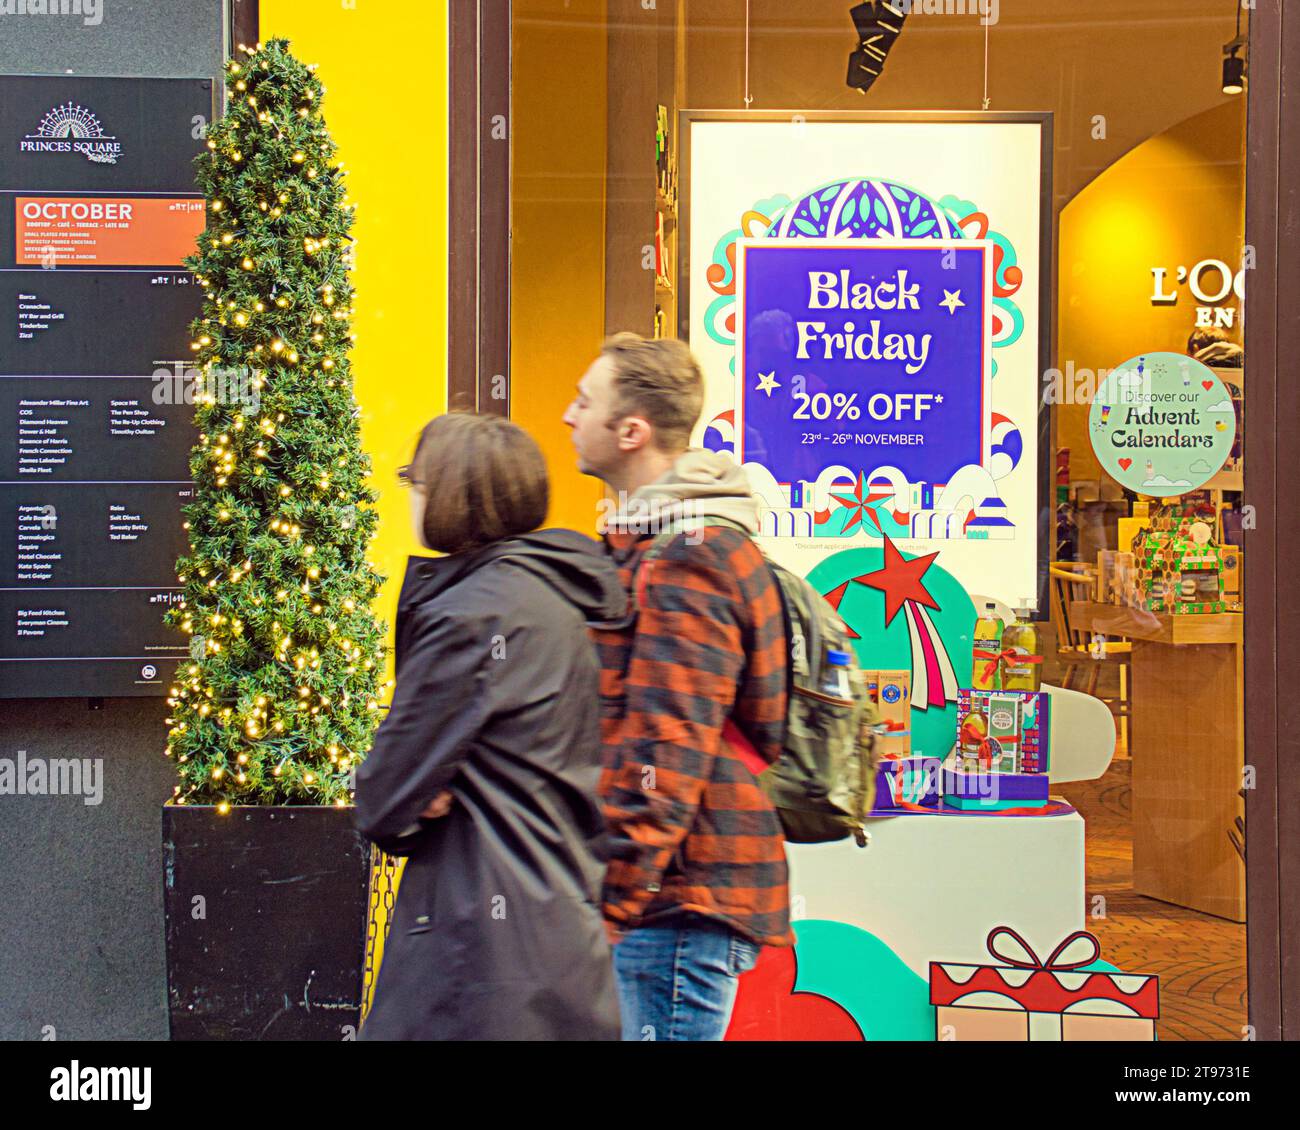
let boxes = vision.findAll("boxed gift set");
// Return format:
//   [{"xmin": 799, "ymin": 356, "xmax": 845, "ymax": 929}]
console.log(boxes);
[
  {"xmin": 873, "ymin": 756, "xmax": 942, "ymax": 812},
  {"xmin": 1145, "ymin": 492, "xmax": 1218, "ymax": 534},
  {"xmin": 1133, "ymin": 528, "xmax": 1225, "ymax": 614},
  {"xmin": 866, "ymin": 671, "xmax": 943, "ymax": 811},
  {"xmin": 930, "ymin": 927, "xmax": 1159, "ymax": 1041},
  {"xmin": 865, "ymin": 670, "xmax": 912, "ymax": 759},
  {"xmin": 947, "ymin": 689, "xmax": 1051, "ymax": 811}
]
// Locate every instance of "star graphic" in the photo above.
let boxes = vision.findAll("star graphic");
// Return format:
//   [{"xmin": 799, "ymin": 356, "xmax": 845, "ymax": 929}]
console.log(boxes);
[
  {"xmin": 852, "ymin": 535, "xmax": 941, "ymax": 626},
  {"xmin": 821, "ymin": 582, "xmax": 862, "ymax": 640},
  {"xmin": 755, "ymin": 371, "xmax": 781, "ymax": 397},
  {"xmin": 830, "ymin": 472, "xmax": 874, "ymax": 535},
  {"xmin": 940, "ymin": 289, "xmax": 965, "ymax": 315}
]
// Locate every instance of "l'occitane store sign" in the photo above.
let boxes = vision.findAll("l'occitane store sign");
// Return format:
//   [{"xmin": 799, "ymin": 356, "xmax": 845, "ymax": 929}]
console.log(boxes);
[{"xmin": 1150, "ymin": 256, "xmax": 1247, "ymax": 330}]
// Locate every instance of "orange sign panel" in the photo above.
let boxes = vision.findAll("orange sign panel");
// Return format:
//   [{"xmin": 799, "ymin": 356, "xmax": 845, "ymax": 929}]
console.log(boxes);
[{"xmin": 15, "ymin": 196, "xmax": 206, "ymax": 267}]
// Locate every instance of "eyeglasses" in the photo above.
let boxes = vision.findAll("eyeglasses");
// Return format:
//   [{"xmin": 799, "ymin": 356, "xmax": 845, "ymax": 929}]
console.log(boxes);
[{"xmin": 396, "ymin": 464, "xmax": 421, "ymax": 488}]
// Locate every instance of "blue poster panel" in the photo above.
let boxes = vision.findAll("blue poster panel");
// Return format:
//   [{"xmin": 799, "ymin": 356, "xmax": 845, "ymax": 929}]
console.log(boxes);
[{"xmin": 737, "ymin": 238, "xmax": 997, "ymax": 539}]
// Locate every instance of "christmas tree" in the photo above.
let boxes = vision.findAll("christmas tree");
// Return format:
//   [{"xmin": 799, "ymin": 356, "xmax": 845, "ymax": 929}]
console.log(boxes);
[{"xmin": 165, "ymin": 39, "xmax": 386, "ymax": 811}]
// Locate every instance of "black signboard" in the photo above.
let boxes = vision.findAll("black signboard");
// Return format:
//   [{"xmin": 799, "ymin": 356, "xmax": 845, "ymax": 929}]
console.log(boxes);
[{"xmin": 0, "ymin": 76, "xmax": 214, "ymax": 697}]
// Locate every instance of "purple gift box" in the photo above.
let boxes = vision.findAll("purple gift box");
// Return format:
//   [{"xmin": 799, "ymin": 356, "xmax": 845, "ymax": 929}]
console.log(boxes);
[
  {"xmin": 873, "ymin": 756, "xmax": 943, "ymax": 812},
  {"xmin": 942, "ymin": 765, "xmax": 1051, "ymax": 811}
]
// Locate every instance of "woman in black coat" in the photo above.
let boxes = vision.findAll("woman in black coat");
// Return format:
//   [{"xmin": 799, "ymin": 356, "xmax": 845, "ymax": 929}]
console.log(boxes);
[{"xmin": 355, "ymin": 413, "xmax": 626, "ymax": 1040}]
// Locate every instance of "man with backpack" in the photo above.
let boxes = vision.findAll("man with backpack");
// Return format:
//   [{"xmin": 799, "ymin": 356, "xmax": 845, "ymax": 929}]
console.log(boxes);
[{"xmin": 563, "ymin": 332, "xmax": 793, "ymax": 1041}]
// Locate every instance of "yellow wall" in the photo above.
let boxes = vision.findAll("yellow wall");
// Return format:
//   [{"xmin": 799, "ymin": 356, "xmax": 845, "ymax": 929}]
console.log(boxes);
[
  {"xmin": 260, "ymin": 0, "xmax": 449, "ymax": 653},
  {"xmin": 1057, "ymin": 101, "xmax": 1246, "ymax": 482},
  {"xmin": 511, "ymin": 0, "xmax": 609, "ymax": 534}
]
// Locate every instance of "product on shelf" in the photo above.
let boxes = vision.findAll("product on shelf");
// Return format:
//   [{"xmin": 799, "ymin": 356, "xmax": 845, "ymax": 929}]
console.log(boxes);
[
  {"xmin": 971, "ymin": 602, "xmax": 1004, "ymax": 690},
  {"xmin": 999, "ymin": 607, "xmax": 1042, "ymax": 692},
  {"xmin": 1132, "ymin": 523, "xmax": 1225, "ymax": 614},
  {"xmin": 865, "ymin": 670, "xmax": 911, "ymax": 758},
  {"xmin": 946, "ymin": 688, "xmax": 1051, "ymax": 810}
]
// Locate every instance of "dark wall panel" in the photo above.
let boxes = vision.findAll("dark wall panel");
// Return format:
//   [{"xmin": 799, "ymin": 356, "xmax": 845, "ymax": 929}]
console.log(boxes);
[{"xmin": 0, "ymin": 0, "xmax": 227, "ymax": 1041}]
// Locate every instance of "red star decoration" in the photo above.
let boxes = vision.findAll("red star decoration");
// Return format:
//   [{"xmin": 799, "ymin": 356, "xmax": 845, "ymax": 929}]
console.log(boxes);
[
  {"xmin": 821, "ymin": 583, "xmax": 862, "ymax": 639},
  {"xmin": 852, "ymin": 535, "xmax": 941, "ymax": 626},
  {"xmin": 829, "ymin": 472, "xmax": 878, "ymax": 534}
]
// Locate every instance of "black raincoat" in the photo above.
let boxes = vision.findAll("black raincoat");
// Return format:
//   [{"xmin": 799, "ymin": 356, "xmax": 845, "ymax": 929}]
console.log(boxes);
[{"xmin": 355, "ymin": 530, "xmax": 628, "ymax": 1040}]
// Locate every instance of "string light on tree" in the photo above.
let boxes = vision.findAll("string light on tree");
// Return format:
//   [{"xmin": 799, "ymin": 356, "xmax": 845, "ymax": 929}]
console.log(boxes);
[{"xmin": 165, "ymin": 38, "xmax": 385, "ymax": 811}]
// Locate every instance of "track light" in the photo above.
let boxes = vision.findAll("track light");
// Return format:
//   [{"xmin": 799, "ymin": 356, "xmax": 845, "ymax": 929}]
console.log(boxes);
[
  {"xmin": 847, "ymin": 2, "xmax": 909, "ymax": 95},
  {"xmin": 1221, "ymin": 1, "xmax": 1246, "ymax": 96},
  {"xmin": 1222, "ymin": 48, "xmax": 1244, "ymax": 95}
]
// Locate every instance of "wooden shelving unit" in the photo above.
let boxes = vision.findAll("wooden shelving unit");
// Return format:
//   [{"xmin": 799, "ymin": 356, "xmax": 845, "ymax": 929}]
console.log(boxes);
[{"xmin": 604, "ymin": 0, "xmax": 685, "ymax": 340}]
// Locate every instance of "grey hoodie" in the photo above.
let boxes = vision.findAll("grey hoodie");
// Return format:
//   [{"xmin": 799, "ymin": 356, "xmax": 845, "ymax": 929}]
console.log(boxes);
[{"xmin": 607, "ymin": 448, "xmax": 760, "ymax": 535}]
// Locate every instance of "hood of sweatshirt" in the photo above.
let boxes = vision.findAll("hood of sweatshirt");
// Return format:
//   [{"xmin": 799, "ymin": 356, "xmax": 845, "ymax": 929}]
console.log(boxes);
[
  {"xmin": 608, "ymin": 448, "xmax": 760, "ymax": 536},
  {"xmin": 399, "ymin": 528, "xmax": 629, "ymax": 625}
]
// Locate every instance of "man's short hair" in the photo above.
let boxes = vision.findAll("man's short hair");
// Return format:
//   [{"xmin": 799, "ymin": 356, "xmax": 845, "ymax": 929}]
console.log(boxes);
[{"xmin": 600, "ymin": 333, "xmax": 704, "ymax": 452}]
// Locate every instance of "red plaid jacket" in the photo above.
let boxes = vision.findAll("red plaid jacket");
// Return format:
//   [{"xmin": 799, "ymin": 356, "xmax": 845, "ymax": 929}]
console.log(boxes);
[{"xmin": 593, "ymin": 524, "xmax": 793, "ymax": 948}]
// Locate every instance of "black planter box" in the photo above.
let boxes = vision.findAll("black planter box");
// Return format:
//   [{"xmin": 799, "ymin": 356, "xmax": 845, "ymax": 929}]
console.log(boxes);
[{"xmin": 162, "ymin": 804, "xmax": 371, "ymax": 1041}]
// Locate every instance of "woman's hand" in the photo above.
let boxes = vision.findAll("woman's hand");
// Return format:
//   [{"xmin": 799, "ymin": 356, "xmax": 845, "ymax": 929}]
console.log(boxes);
[{"xmin": 421, "ymin": 790, "xmax": 454, "ymax": 819}]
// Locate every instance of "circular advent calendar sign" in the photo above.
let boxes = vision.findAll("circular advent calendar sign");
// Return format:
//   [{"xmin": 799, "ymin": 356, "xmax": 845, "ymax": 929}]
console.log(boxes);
[{"xmin": 1089, "ymin": 351, "xmax": 1236, "ymax": 496}]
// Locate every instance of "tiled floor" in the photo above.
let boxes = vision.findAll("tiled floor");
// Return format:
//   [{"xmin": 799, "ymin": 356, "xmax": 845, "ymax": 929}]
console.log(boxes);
[{"xmin": 1058, "ymin": 761, "xmax": 1248, "ymax": 1042}]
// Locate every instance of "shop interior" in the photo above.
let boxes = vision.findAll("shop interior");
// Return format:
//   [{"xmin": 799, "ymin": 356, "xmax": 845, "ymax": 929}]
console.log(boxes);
[{"xmin": 508, "ymin": 0, "xmax": 1249, "ymax": 1040}]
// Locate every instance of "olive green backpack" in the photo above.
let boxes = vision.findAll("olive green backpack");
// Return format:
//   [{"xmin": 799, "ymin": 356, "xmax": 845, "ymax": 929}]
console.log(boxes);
[{"xmin": 637, "ymin": 517, "xmax": 882, "ymax": 846}]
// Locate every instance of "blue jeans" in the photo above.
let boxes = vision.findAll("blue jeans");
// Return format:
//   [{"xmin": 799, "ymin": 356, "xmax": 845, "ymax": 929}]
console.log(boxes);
[{"xmin": 612, "ymin": 916, "xmax": 761, "ymax": 1041}]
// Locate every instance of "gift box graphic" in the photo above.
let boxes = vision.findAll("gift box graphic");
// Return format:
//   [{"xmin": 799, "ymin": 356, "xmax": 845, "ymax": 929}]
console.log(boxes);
[{"xmin": 930, "ymin": 927, "xmax": 1159, "ymax": 1041}]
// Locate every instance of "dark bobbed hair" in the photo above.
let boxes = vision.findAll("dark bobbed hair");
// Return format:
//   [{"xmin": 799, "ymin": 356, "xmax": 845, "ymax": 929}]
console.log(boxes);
[{"xmin": 402, "ymin": 413, "xmax": 549, "ymax": 554}]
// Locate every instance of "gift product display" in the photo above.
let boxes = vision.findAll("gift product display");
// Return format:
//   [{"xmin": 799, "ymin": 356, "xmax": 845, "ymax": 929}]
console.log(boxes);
[
  {"xmin": 1145, "ymin": 492, "xmax": 1218, "ymax": 535},
  {"xmin": 971, "ymin": 603, "xmax": 1004, "ymax": 690},
  {"xmin": 868, "ymin": 670, "xmax": 938, "ymax": 812},
  {"xmin": 1132, "ymin": 525, "xmax": 1225, "ymax": 614},
  {"xmin": 865, "ymin": 670, "xmax": 911, "ymax": 758},
  {"xmin": 972, "ymin": 606, "xmax": 1043, "ymax": 692},
  {"xmin": 999, "ymin": 608, "xmax": 1042, "ymax": 692},
  {"xmin": 930, "ymin": 927, "xmax": 1159, "ymax": 1041},
  {"xmin": 947, "ymin": 689, "xmax": 1051, "ymax": 810},
  {"xmin": 955, "ymin": 688, "xmax": 1050, "ymax": 773},
  {"xmin": 872, "ymin": 756, "xmax": 942, "ymax": 811}
]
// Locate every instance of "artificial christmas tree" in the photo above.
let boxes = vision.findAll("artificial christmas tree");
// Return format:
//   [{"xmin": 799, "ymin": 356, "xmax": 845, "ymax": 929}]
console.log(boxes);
[
  {"xmin": 164, "ymin": 37, "xmax": 385, "ymax": 808},
  {"xmin": 162, "ymin": 38, "xmax": 381, "ymax": 1040}
]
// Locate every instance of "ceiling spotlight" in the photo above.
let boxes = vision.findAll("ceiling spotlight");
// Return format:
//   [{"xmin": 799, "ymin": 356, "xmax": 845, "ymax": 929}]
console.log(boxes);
[
  {"xmin": 1222, "ymin": 47, "xmax": 1245, "ymax": 95},
  {"xmin": 847, "ymin": 2, "xmax": 909, "ymax": 95},
  {"xmin": 1222, "ymin": 1, "xmax": 1246, "ymax": 96}
]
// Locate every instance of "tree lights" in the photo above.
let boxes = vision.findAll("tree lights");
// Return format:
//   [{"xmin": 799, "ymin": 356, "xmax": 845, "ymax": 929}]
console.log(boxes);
[{"xmin": 165, "ymin": 39, "xmax": 386, "ymax": 809}]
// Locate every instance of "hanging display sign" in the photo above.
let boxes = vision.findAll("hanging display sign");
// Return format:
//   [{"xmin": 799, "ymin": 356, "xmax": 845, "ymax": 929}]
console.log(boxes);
[
  {"xmin": 0, "ymin": 75, "xmax": 213, "ymax": 697},
  {"xmin": 1088, "ymin": 351, "xmax": 1237, "ymax": 496},
  {"xmin": 682, "ymin": 112, "xmax": 1051, "ymax": 610}
]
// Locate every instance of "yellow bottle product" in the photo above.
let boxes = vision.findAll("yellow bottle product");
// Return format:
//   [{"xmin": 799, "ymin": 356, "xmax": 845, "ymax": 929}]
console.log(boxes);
[
  {"xmin": 1001, "ymin": 607, "xmax": 1041, "ymax": 692},
  {"xmin": 958, "ymin": 701, "xmax": 989, "ymax": 766},
  {"xmin": 971, "ymin": 603, "xmax": 1004, "ymax": 691}
]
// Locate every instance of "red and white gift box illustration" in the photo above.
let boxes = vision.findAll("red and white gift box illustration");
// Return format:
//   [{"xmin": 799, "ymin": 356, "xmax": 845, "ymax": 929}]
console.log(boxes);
[{"xmin": 929, "ymin": 926, "xmax": 1160, "ymax": 1041}]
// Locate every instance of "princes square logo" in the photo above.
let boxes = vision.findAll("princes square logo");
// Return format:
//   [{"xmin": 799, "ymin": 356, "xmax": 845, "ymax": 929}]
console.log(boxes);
[{"xmin": 21, "ymin": 102, "xmax": 121, "ymax": 165}]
